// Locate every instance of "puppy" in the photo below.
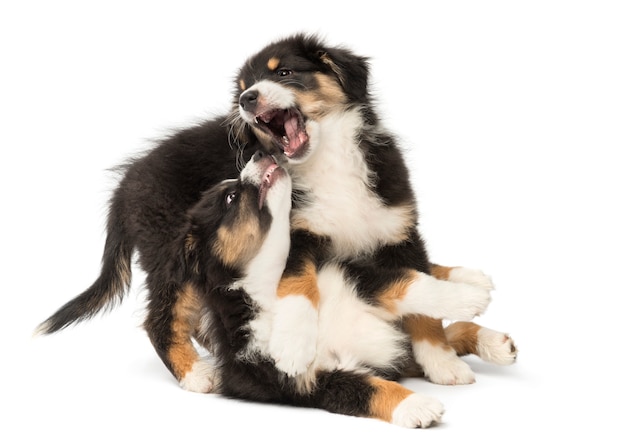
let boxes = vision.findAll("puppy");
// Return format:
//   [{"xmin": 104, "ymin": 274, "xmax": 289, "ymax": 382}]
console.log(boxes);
[
  {"xmin": 181, "ymin": 150, "xmax": 446, "ymax": 428},
  {"xmin": 36, "ymin": 120, "xmax": 261, "ymax": 392},
  {"xmin": 234, "ymin": 34, "xmax": 516, "ymax": 383},
  {"xmin": 36, "ymin": 34, "xmax": 516, "ymax": 393}
]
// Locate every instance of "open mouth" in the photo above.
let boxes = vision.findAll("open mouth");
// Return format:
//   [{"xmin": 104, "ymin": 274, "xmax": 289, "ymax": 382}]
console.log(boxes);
[
  {"xmin": 258, "ymin": 162, "xmax": 283, "ymax": 209},
  {"xmin": 255, "ymin": 108, "xmax": 309, "ymax": 159}
]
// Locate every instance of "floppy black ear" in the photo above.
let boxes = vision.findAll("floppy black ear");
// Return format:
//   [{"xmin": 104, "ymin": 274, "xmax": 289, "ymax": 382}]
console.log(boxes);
[{"xmin": 317, "ymin": 47, "xmax": 370, "ymax": 103}]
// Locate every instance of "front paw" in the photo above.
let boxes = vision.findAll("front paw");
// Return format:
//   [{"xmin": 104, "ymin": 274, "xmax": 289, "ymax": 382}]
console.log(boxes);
[
  {"xmin": 447, "ymin": 283, "xmax": 492, "ymax": 321},
  {"xmin": 400, "ymin": 275, "xmax": 492, "ymax": 321},
  {"xmin": 268, "ymin": 296, "xmax": 318, "ymax": 376},
  {"xmin": 448, "ymin": 267, "xmax": 495, "ymax": 291}
]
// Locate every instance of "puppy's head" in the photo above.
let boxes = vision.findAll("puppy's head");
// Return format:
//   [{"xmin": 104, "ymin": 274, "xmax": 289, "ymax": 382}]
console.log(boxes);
[
  {"xmin": 233, "ymin": 34, "xmax": 370, "ymax": 164},
  {"xmin": 184, "ymin": 151, "xmax": 292, "ymax": 277}
]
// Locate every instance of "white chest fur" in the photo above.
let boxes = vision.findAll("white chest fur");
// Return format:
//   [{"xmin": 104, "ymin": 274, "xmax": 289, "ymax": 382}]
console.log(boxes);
[
  {"xmin": 230, "ymin": 190, "xmax": 292, "ymax": 358},
  {"xmin": 291, "ymin": 109, "xmax": 412, "ymax": 259}
]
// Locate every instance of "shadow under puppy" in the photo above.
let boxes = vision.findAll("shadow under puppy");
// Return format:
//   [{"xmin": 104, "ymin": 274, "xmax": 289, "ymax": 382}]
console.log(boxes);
[{"xmin": 178, "ymin": 150, "xmax": 499, "ymax": 428}]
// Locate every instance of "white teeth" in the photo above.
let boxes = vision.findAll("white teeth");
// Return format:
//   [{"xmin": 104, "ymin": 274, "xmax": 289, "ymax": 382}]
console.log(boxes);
[
  {"xmin": 282, "ymin": 135, "xmax": 289, "ymax": 145},
  {"xmin": 263, "ymin": 164, "xmax": 277, "ymax": 184}
]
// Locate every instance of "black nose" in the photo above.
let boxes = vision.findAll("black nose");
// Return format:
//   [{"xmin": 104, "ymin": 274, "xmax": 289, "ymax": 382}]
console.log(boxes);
[{"xmin": 239, "ymin": 90, "xmax": 258, "ymax": 113}]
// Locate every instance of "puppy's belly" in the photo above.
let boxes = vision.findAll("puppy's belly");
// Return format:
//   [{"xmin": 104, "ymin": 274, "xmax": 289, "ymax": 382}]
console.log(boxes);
[
  {"xmin": 315, "ymin": 264, "xmax": 407, "ymax": 372},
  {"xmin": 238, "ymin": 264, "xmax": 407, "ymax": 373}
]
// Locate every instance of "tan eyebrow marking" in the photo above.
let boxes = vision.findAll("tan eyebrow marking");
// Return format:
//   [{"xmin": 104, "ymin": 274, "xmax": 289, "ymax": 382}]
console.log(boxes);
[
  {"xmin": 267, "ymin": 57, "xmax": 280, "ymax": 71},
  {"xmin": 239, "ymin": 79, "xmax": 246, "ymax": 91}
]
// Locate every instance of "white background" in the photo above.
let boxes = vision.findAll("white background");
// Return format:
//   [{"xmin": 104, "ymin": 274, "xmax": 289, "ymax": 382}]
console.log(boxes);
[{"xmin": 2, "ymin": 1, "xmax": 625, "ymax": 441}]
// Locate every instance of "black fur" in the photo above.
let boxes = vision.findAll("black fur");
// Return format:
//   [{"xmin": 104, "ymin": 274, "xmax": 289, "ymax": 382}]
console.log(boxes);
[{"xmin": 37, "ymin": 116, "xmax": 259, "ymax": 373}]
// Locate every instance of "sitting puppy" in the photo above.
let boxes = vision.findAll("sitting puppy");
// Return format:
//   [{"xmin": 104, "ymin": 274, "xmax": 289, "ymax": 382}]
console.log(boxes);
[
  {"xmin": 178, "ymin": 151, "xmax": 497, "ymax": 428},
  {"xmin": 234, "ymin": 34, "xmax": 516, "ymax": 383}
]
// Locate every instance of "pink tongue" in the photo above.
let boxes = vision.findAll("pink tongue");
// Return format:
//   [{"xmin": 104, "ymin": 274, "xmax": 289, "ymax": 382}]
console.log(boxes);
[{"xmin": 284, "ymin": 115, "xmax": 300, "ymax": 155}]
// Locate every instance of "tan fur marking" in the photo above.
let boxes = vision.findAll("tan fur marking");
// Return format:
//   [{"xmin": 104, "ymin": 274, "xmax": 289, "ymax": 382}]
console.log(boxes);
[
  {"xmin": 294, "ymin": 73, "xmax": 347, "ymax": 119},
  {"xmin": 267, "ymin": 57, "xmax": 280, "ymax": 71},
  {"xmin": 277, "ymin": 261, "xmax": 320, "ymax": 307},
  {"xmin": 430, "ymin": 264, "xmax": 453, "ymax": 281},
  {"xmin": 214, "ymin": 192, "xmax": 264, "ymax": 267},
  {"xmin": 403, "ymin": 315, "xmax": 450, "ymax": 347},
  {"xmin": 216, "ymin": 223, "xmax": 258, "ymax": 266},
  {"xmin": 378, "ymin": 270, "xmax": 419, "ymax": 314},
  {"xmin": 444, "ymin": 321, "xmax": 482, "ymax": 356},
  {"xmin": 369, "ymin": 377, "xmax": 413, "ymax": 423},
  {"xmin": 239, "ymin": 78, "xmax": 246, "ymax": 91},
  {"xmin": 168, "ymin": 284, "xmax": 202, "ymax": 379}
]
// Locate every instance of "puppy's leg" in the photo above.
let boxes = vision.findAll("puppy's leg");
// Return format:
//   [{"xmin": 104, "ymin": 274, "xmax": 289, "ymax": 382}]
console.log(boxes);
[
  {"xmin": 430, "ymin": 264, "xmax": 494, "ymax": 291},
  {"xmin": 380, "ymin": 270, "xmax": 491, "ymax": 321},
  {"xmin": 308, "ymin": 371, "xmax": 444, "ymax": 428},
  {"xmin": 445, "ymin": 321, "xmax": 517, "ymax": 365},
  {"xmin": 403, "ymin": 315, "xmax": 476, "ymax": 385},
  {"xmin": 144, "ymin": 281, "xmax": 218, "ymax": 393},
  {"xmin": 269, "ymin": 259, "xmax": 320, "ymax": 377},
  {"xmin": 372, "ymin": 269, "xmax": 492, "ymax": 385},
  {"xmin": 431, "ymin": 264, "xmax": 517, "ymax": 364}
]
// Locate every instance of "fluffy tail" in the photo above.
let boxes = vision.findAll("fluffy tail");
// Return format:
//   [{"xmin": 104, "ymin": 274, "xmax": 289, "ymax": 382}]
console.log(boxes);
[{"xmin": 35, "ymin": 224, "xmax": 133, "ymax": 335}]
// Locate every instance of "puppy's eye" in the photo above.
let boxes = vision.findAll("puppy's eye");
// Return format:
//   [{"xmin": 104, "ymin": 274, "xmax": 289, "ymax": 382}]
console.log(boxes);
[
  {"xmin": 276, "ymin": 69, "xmax": 292, "ymax": 77},
  {"xmin": 225, "ymin": 191, "xmax": 237, "ymax": 207}
]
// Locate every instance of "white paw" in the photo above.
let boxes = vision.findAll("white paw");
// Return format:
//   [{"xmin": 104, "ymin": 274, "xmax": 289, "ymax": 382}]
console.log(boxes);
[
  {"xmin": 401, "ymin": 275, "xmax": 491, "ymax": 321},
  {"xmin": 179, "ymin": 360, "xmax": 219, "ymax": 393},
  {"xmin": 269, "ymin": 296, "xmax": 318, "ymax": 377},
  {"xmin": 448, "ymin": 267, "xmax": 495, "ymax": 291},
  {"xmin": 414, "ymin": 340, "xmax": 475, "ymax": 385},
  {"xmin": 477, "ymin": 328, "xmax": 518, "ymax": 365},
  {"xmin": 392, "ymin": 393, "xmax": 444, "ymax": 428},
  {"xmin": 445, "ymin": 283, "xmax": 492, "ymax": 321}
]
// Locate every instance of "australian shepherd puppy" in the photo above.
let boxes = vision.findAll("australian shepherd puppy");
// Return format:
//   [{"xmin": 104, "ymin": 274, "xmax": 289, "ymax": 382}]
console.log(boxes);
[
  {"xmin": 181, "ymin": 151, "xmax": 448, "ymax": 427},
  {"xmin": 232, "ymin": 34, "xmax": 516, "ymax": 384},
  {"xmin": 37, "ymin": 34, "xmax": 516, "ymax": 394}
]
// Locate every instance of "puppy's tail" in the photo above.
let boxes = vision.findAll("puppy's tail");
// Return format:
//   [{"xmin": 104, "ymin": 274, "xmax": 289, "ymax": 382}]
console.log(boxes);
[{"xmin": 35, "ymin": 222, "xmax": 133, "ymax": 336}]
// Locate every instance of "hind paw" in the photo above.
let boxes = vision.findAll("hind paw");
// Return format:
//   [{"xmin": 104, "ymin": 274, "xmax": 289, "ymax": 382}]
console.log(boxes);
[
  {"xmin": 392, "ymin": 394, "xmax": 444, "ymax": 428},
  {"xmin": 179, "ymin": 360, "xmax": 219, "ymax": 393},
  {"xmin": 477, "ymin": 328, "xmax": 518, "ymax": 365}
]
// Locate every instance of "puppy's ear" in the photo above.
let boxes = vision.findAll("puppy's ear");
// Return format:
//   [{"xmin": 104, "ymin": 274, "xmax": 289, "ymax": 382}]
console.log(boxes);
[{"xmin": 317, "ymin": 48, "xmax": 370, "ymax": 102}]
